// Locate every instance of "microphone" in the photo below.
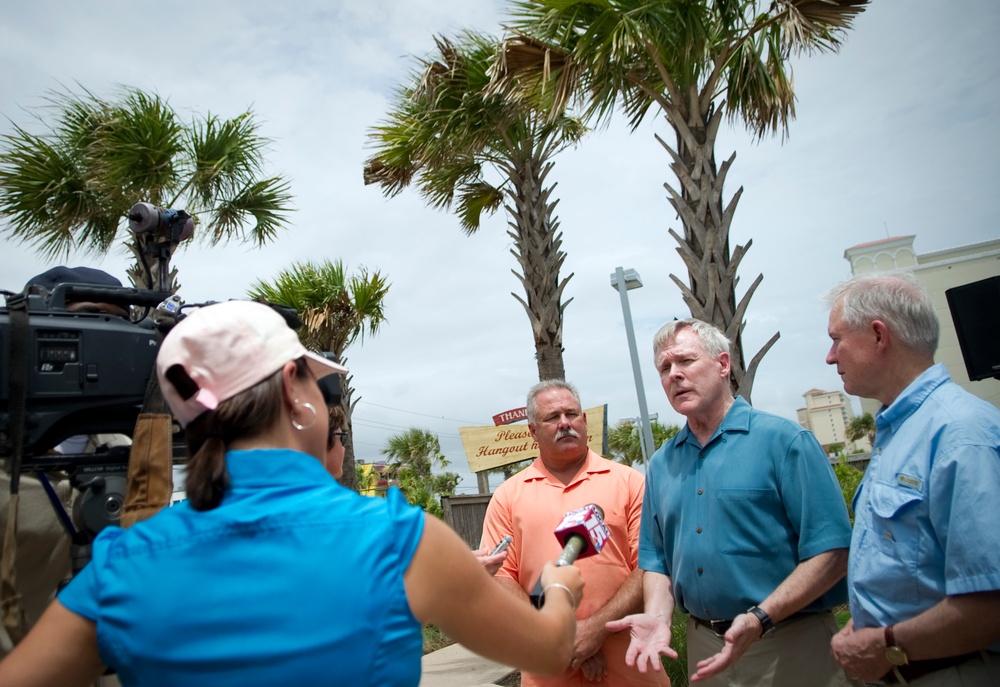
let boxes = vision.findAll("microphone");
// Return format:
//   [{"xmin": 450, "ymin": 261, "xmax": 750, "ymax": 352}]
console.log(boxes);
[{"xmin": 529, "ymin": 503, "xmax": 610, "ymax": 608}]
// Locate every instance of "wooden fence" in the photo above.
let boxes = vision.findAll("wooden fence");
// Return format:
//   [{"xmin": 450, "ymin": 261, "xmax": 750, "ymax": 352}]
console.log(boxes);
[
  {"xmin": 441, "ymin": 493, "xmax": 493, "ymax": 548},
  {"xmin": 441, "ymin": 452, "xmax": 872, "ymax": 549},
  {"xmin": 832, "ymin": 452, "xmax": 871, "ymax": 473}
]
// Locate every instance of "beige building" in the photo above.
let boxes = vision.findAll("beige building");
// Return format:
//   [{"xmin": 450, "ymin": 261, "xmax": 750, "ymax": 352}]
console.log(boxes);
[
  {"xmin": 843, "ymin": 235, "xmax": 1000, "ymax": 415},
  {"xmin": 797, "ymin": 388, "xmax": 871, "ymax": 455}
]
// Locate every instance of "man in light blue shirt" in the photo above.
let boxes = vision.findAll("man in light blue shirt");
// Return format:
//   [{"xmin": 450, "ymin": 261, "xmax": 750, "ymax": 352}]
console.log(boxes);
[{"xmin": 827, "ymin": 272, "xmax": 1000, "ymax": 685}]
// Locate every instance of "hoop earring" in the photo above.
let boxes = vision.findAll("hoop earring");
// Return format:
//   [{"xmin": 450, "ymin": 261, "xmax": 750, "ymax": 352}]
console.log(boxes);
[{"xmin": 291, "ymin": 401, "xmax": 317, "ymax": 431}]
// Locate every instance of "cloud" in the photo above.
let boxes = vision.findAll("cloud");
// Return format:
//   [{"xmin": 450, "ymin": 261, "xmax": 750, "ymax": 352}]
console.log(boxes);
[{"xmin": 2, "ymin": 0, "xmax": 998, "ymax": 492}]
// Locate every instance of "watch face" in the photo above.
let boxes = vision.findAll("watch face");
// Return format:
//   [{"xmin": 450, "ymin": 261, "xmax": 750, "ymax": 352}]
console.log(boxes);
[{"xmin": 885, "ymin": 645, "xmax": 908, "ymax": 666}]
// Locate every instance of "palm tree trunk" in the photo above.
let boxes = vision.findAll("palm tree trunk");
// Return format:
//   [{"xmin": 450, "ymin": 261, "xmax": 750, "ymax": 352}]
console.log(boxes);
[
  {"xmin": 506, "ymin": 145, "xmax": 573, "ymax": 382},
  {"xmin": 339, "ymin": 374, "xmax": 359, "ymax": 492},
  {"xmin": 657, "ymin": 92, "xmax": 778, "ymax": 402},
  {"xmin": 125, "ymin": 235, "xmax": 181, "ymax": 293}
]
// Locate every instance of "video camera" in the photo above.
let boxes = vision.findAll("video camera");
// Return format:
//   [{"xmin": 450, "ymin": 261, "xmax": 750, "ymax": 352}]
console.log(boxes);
[
  {"xmin": 1, "ymin": 202, "xmax": 337, "ymax": 552},
  {"xmin": 0, "ymin": 283, "xmax": 309, "ymax": 466},
  {"xmin": 0, "ymin": 283, "xmax": 172, "ymax": 464},
  {"xmin": 1, "ymin": 201, "xmax": 196, "ymax": 469}
]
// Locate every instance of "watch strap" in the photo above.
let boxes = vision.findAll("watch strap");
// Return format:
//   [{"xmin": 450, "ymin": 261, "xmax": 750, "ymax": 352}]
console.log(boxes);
[
  {"xmin": 884, "ymin": 625, "xmax": 909, "ymax": 666},
  {"xmin": 747, "ymin": 606, "xmax": 774, "ymax": 637}
]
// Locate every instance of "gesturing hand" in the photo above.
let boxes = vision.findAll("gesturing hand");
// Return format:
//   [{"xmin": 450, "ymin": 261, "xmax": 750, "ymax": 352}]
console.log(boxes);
[
  {"xmin": 690, "ymin": 612, "xmax": 764, "ymax": 681},
  {"xmin": 605, "ymin": 613, "xmax": 677, "ymax": 673}
]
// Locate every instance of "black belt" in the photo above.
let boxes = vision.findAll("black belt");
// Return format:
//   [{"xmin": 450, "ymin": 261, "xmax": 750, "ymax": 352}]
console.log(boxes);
[
  {"xmin": 691, "ymin": 616, "xmax": 733, "ymax": 635},
  {"xmin": 882, "ymin": 651, "xmax": 986, "ymax": 684},
  {"xmin": 690, "ymin": 611, "xmax": 818, "ymax": 637}
]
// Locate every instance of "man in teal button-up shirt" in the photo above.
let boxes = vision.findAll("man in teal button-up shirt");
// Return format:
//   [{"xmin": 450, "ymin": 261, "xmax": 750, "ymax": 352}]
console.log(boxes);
[{"xmin": 608, "ymin": 318, "xmax": 855, "ymax": 687}]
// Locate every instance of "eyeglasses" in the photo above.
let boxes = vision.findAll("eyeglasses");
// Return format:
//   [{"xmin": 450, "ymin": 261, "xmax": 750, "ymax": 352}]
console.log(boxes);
[{"xmin": 329, "ymin": 430, "xmax": 349, "ymax": 446}]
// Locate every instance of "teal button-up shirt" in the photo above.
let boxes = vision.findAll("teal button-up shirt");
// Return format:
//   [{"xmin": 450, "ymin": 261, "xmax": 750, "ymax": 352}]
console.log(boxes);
[{"xmin": 639, "ymin": 396, "xmax": 852, "ymax": 620}]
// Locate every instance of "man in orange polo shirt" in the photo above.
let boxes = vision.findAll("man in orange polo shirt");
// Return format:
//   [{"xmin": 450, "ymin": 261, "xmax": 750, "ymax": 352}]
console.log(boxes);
[{"xmin": 481, "ymin": 380, "xmax": 669, "ymax": 686}]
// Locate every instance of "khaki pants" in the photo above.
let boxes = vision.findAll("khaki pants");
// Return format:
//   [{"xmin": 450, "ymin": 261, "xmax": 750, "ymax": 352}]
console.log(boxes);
[
  {"xmin": 686, "ymin": 612, "xmax": 862, "ymax": 687},
  {"xmin": 0, "ymin": 474, "xmax": 73, "ymax": 655}
]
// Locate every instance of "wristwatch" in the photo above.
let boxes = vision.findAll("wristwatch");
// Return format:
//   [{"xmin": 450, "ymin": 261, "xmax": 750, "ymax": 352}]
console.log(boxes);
[
  {"xmin": 747, "ymin": 606, "xmax": 776, "ymax": 638},
  {"xmin": 884, "ymin": 625, "xmax": 909, "ymax": 666}
]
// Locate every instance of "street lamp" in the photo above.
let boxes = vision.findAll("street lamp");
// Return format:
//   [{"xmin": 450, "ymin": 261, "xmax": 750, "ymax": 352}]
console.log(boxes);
[{"xmin": 610, "ymin": 267, "xmax": 656, "ymax": 464}]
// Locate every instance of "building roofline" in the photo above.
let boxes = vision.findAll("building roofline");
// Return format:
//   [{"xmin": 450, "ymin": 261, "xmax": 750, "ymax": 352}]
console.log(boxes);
[{"xmin": 845, "ymin": 235, "xmax": 915, "ymax": 251}]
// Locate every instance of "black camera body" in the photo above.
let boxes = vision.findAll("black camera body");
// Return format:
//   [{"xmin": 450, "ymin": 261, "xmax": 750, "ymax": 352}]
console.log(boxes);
[{"xmin": 0, "ymin": 284, "xmax": 171, "ymax": 460}]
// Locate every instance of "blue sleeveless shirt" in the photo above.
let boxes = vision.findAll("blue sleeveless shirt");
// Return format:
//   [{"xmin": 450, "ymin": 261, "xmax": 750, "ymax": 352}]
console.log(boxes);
[{"xmin": 59, "ymin": 449, "xmax": 425, "ymax": 686}]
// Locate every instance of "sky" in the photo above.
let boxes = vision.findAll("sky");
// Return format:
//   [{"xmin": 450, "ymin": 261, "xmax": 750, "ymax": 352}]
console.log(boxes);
[{"xmin": 2, "ymin": 1, "xmax": 998, "ymax": 494}]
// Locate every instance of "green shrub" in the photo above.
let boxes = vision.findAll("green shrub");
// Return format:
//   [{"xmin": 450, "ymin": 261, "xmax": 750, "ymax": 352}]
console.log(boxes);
[
  {"xmin": 662, "ymin": 609, "xmax": 689, "ymax": 686},
  {"xmin": 832, "ymin": 457, "xmax": 864, "ymax": 524},
  {"xmin": 422, "ymin": 624, "xmax": 453, "ymax": 654},
  {"xmin": 834, "ymin": 604, "xmax": 852, "ymax": 629}
]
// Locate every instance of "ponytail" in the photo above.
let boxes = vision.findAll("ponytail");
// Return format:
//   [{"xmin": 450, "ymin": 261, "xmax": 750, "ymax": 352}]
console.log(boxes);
[
  {"xmin": 184, "ymin": 422, "xmax": 230, "ymax": 511},
  {"xmin": 181, "ymin": 358, "xmax": 310, "ymax": 511}
]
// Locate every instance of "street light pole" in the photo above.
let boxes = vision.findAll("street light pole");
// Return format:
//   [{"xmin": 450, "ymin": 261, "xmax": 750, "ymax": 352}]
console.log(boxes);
[{"xmin": 610, "ymin": 267, "xmax": 656, "ymax": 463}]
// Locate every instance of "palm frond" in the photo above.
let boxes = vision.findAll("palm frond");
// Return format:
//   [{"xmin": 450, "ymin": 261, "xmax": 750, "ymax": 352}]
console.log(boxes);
[
  {"xmin": 209, "ymin": 176, "xmax": 294, "ymax": 246},
  {"xmin": 776, "ymin": 0, "xmax": 868, "ymax": 52},
  {"xmin": 455, "ymin": 181, "xmax": 505, "ymax": 234},
  {"xmin": 87, "ymin": 89, "xmax": 183, "ymax": 207},
  {"xmin": 724, "ymin": 25, "xmax": 796, "ymax": 139},
  {"xmin": 0, "ymin": 122, "xmax": 117, "ymax": 257},
  {"xmin": 0, "ymin": 84, "xmax": 294, "ymax": 265},
  {"xmin": 248, "ymin": 259, "xmax": 389, "ymax": 356},
  {"xmin": 185, "ymin": 111, "xmax": 269, "ymax": 208},
  {"xmin": 365, "ymin": 28, "xmax": 584, "ymax": 214}
]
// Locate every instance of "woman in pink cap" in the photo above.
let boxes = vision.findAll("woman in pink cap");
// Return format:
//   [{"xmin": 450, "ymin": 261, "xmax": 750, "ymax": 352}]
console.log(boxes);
[{"xmin": 0, "ymin": 300, "xmax": 582, "ymax": 687}]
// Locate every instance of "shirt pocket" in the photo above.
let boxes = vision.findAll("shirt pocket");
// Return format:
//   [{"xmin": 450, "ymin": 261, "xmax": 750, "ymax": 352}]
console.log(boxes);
[
  {"xmin": 717, "ymin": 488, "xmax": 783, "ymax": 557},
  {"xmin": 864, "ymin": 480, "xmax": 924, "ymax": 603},
  {"xmin": 869, "ymin": 480, "xmax": 923, "ymax": 554}
]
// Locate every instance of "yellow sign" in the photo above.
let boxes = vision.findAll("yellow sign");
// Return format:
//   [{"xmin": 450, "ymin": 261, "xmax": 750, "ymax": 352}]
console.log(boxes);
[{"xmin": 459, "ymin": 405, "xmax": 607, "ymax": 473}]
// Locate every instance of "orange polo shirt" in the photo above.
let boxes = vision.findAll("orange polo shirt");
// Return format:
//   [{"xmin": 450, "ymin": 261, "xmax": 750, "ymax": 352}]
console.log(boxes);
[{"xmin": 481, "ymin": 451, "xmax": 669, "ymax": 687}]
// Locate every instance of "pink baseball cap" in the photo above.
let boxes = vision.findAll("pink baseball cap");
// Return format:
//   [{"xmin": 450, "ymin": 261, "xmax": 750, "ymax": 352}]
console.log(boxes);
[{"xmin": 156, "ymin": 300, "xmax": 348, "ymax": 427}]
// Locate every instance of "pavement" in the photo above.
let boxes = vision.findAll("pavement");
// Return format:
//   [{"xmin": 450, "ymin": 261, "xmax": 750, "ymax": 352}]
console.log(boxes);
[{"xmin": 419, "ymin": 643, "xmax": 516, "ymax": 687}]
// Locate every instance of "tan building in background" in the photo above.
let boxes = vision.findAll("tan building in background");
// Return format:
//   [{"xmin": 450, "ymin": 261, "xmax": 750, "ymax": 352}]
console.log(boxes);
[
  {"xmin": 797, "ymin": 388, "xmax": 871, "ymax": 455},
  {"xmin": 843, "ymin": 235, "xmax": 1000, "ymax": 416}
]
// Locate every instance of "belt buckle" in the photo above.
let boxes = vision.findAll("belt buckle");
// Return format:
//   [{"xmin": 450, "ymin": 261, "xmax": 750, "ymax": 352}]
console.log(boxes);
[{"xmin": 708, "ymin": 619, "xmax": 731, "ymax": 636}]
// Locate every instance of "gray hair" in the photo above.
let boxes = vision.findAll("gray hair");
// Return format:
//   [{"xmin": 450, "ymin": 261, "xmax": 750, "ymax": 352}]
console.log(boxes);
[
  {"xmin": 652, "ymin": 318, "xmax": 731, "ymax": 363},
  {"xmin": 526, "ymin": 379, "xmax": 581, "ymax": 424},
  {"xmin": 824, "ymin": 271, "xmax": 939, "ymax": 356}
]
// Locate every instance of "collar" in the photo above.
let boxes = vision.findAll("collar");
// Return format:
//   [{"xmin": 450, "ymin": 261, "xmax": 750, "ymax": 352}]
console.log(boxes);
[
  {"xmin": 675, "ymin": 396, "xmax": 752, "ymax": 448},
  {"xmin": 876, "ymin": 363, "xmax": 950, "ymax": 435},
  {"xmin": 522, "ymin": 449, "xmax": 610, "ymax": 488},
  {"xmin": 224, "ymin": 448, "xmax": 336, "ymax": 490}
]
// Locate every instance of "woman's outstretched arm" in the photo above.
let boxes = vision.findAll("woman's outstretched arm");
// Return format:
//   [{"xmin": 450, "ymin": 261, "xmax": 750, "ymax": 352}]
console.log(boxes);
[
  {"xmin": 405, "ymin": 514, "xmax": 582, "ymax": 676},
  {"xmin": 0, "ymin": 600, "xmax": 105, "ymax": 687}
]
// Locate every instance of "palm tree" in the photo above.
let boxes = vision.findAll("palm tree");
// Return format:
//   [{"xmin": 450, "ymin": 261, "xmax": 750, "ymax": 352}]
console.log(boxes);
[
  {"xmin": 364, "ymin": 31, "xmax": 586, "ymax": 381},
  {"xmin": 846, "ymin": 412, "xmax": 875, "ymax": 446},
  {"xmin": 0, "ymin": 85, "xmax": 293, "ymax": 291},
  {"xmin": 382, "ymin": 428, "xmax": 460, "ymax": 518},
  {"xmin": 607, "ymin": 419, "xmax": 679, "ymax": 467},
  {"xmin": 500, "ymin": 0, "xmax": 868, "ymax": 399},
  {"xmin": 248, "ymin": 260, "xmax": 390, "ymax": 492}
]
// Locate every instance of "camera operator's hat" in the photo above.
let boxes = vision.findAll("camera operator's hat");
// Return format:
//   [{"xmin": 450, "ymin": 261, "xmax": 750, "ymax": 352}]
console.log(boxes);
[
  {"xmin": 25, "ymin": 266, "xmax": 122, "ymax": 293},
  {"xmin": 156, "ymin": 300, "xmax": 348, "ymax": 427}
]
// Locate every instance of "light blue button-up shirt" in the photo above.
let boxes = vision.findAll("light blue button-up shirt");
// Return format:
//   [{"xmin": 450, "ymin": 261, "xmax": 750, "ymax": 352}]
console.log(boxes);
[{"xmin": 849, "ymin": 364, "xmax": 1000, "ymax": 651}]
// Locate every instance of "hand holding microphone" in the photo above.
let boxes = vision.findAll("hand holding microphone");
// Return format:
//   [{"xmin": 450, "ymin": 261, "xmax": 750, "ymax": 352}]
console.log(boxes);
[
  {"xmin": 538, "ymin": 561, "xmax": 584, "ymax": 612},
  {"xmin": 530, "ymin": 503, "xmax": 610, "ymax": 608}
]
